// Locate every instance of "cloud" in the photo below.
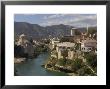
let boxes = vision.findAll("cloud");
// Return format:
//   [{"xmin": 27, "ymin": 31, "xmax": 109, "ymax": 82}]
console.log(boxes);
[
  {"xmin": 43, "ymin": 14, "xmax": 65, "ymax": 19},
  {"xmin": 15, "ymin": 14, "xmax": 97, "ymax": 27},
  {"xmin": 40, "ymin": 14, "xmax": 97, "ymax": 27}
]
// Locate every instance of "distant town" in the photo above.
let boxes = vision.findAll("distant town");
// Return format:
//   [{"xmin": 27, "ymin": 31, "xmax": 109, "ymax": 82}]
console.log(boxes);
[{"xmin": 14, "ymin": 25, "xmax": 97, "ymax": 76}]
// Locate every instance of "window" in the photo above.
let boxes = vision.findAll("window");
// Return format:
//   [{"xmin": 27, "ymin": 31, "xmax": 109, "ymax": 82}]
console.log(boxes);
[{"xmin": 88, "ymin": 48, "xmax": 91, "ymax": 50}]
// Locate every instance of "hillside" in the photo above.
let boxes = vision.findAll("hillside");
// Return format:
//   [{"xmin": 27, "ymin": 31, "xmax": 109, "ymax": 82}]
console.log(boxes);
[{"xmin": 14, "ymin": 22, "xmax": 96, "ymax": 40}]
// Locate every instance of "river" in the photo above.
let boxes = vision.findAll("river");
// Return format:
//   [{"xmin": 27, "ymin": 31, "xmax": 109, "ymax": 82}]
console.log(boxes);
[{"xmin": 15, "ymin": 52, "xmax": 68, "ymax": 76}]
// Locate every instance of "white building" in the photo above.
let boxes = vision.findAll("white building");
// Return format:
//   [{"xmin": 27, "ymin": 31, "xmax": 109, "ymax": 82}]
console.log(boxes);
[
  {"xmin": 81, "ymin": 39, "xmax": 97, "ymax": 52},
  {"xmin": 71, "ymin": 28, "xmax": 77, "ymax": 36}
]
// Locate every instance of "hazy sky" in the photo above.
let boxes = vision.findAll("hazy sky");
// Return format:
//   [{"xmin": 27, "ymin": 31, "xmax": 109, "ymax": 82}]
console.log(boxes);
[{"xmin": 14, "ymin": 14, "xmax": 97, "ymax": 27}]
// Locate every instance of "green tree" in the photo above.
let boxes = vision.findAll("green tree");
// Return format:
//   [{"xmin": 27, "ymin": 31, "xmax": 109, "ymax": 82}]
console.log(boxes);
[
  {"xmin": 50, "ymin": 57, "xmax": 57, "ymax": 67},
  {"xmin": 74, "ymin": 43, "xmax": 81, "ymax": 50},
  {"xmin": 60, "ymin": 38, "xmax": 70, "ymax": 42},
  {"xmin": 77, "ymin": 66, "xmax": 95, "ymax": 76},
  {"xmin": 84, "ymin": 52, "xmax": 97, "ymax": 70},
  {"xmin": 14, "ymin": 44, "xmax": 27, "ymax": 58},
  {"xmin": 71, "ymin": 58, "xmax": 83, "ymax": 72},
  {"xmin": 44, "ymin": 39, "xmax": 50, "ymax": 44},
  {"xmin": 88, "ymin": 29, "xmax": 97, "ymax": 35},
  {"xmin": 57, "ymin": 58, "xmax": 66, "ymax": 66},
  {"xmin": 61, "ymin": 49, "xmax": 68, "ymax": 64}
]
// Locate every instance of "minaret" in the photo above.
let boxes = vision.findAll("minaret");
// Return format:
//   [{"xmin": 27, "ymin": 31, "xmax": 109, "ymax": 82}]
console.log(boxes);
[
  {"xmin": 86, "ymin": 24, "xmax": 89, "ymax": 34},
  {"xmin": 71, "ymin": 28, "xmax": 76, "ymax": 36},
  {"xmin": 71, "ymin": 29, "xmax": 73, "ymax": 36}
]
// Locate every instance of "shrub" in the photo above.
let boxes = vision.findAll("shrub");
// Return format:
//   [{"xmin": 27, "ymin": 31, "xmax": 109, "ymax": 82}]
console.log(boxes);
[
  {"xmin": 77, "ymin": 66, "xmax": 95, "ymax": 76},
  {"xmin": 71, "ymin": 58, "xmax": 83, "ymax": 72},
  {"xmin": 84, "ymin": 52, "xmax": 97, "ymax": 69},
  {"xmin": 57, "ymin": 58, "xmax": 66, "ymax": 66}
]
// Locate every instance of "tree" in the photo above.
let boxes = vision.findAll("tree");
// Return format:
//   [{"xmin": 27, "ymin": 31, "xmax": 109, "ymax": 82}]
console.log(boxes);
[
  {"xmin": 66, "ymin": 60, "xmax": 73, "ymax": 65},
  {"xmin": 50, "ymin": 57, "xmax": 57, "ymax": 67},
  {"xmin": 61, "ymin": 49, "xmax": 68, "ymax": 64},
  {"xmin": 29, "ymin": 37, "xmax": 33, "ymax": 43},
  {"xmin": 74, "ymin": 43, "xmax": 81, "ymax": 50},
  {"xmin": 77, "ymin": 66, "xmax": 95, "ymax": 76},
  {"xmin": 14, "ymin": 44, "xmax": 25, "ymax": 57},
  {"xmin": 71, "ymin": 58, "xmax": 83, "ymax": 72},
  {"xmin": 60, "ymin": 38, "xmax": 70, "ymax": 42},
  {"xmin": 88, "ymin": 29, "xmax": 97, "ymax": 35},
  {"xmin": 57, "ymin": 58, "xmax": 66, "ymax": 66},
  {"xmin": 34, "ymin": 45, "xmax": 48, "ymax": 54},
  {"xmin": 44, "ymin": 39, "xmax": 50, "ymax": 44},
  {"xmin": 84, "ymin": 52, "xmax": 97, "ymax": 69}
]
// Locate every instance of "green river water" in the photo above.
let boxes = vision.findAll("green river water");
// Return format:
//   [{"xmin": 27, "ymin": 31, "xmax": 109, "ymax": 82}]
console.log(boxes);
[{"xmin": 15, "ymin": 52, "xmax": 68, "ymax": 76}]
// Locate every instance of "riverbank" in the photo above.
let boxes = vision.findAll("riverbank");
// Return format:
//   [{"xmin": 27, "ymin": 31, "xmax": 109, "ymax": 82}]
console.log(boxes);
[
  {"xmin": 14, "ymin": 52, "xmax": 46, "ymax": 64},
  {"xmin": 14, "ymin": 58, "xmax": 26, "ymax": 64},
  {"xmin": 44, "ymin": 63, "xmax": 77, "ymax": 76},
  {"xmin": 45, "ymin": 67, "xmax": 77, "ymax": 76}
]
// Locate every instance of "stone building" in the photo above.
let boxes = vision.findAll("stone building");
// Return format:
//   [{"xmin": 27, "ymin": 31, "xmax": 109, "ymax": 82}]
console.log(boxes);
[
  {"xmin": 81, "ymin": 38, "xmax": 97, "ymax": 52},
  {"xmin": 56, "ymin": 42, "xmax": 75, "ymax": 60},
  {"xmin": 50, "ymin": 38, "xmax": 60, "ymax": 49}
]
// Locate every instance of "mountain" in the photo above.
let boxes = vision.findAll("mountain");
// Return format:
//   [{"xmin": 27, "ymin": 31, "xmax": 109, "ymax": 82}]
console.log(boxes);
[
  {"xmin": 14, "ymin": 22, "xmax": 73, "ymax": 39},
  {"xmin": 14, "ymin": 22, "xmax": 96, "ymax": 40},
  {"xmin": 14, "ymin": 22, "xmax": 45, "ymax": 39}
]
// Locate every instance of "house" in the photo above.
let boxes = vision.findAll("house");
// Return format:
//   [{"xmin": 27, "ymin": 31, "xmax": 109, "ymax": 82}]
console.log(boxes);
[
  {"xmin": 74, "ymin": 35, "xmax": 82, "ymax": 43},
  {"xmin": 81, "ymin": 33, "xmax": 87, "ymax": 40},
  {"xmin": 71, "ymin": 28, "xmax": 77, "ymax": 36},
  {"xmin": 81, "ymin": 38, "xmax": 97, "ymax": 52}
]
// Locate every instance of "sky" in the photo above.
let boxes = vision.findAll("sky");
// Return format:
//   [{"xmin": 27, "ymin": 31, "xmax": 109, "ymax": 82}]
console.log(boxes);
[{"xmin": 14, "ymin": 14, "xmax": 97, "ymax": 28}]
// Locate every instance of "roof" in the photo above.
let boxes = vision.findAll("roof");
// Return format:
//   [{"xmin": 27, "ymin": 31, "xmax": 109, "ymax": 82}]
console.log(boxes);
[
  {"xmin": 57, "ymin": 42, "xmax": 75, "ymax": 47},
  {"xmin": 82, "ymin": 39, "xmax": 97, "ymax": 47},
  {"xmin": 82, "ymin": 39, "xmax": 97, "ymax": 43},
  {"xmin": 71, "ymin": 28, "xmax": 78, "ymax": 30}
]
